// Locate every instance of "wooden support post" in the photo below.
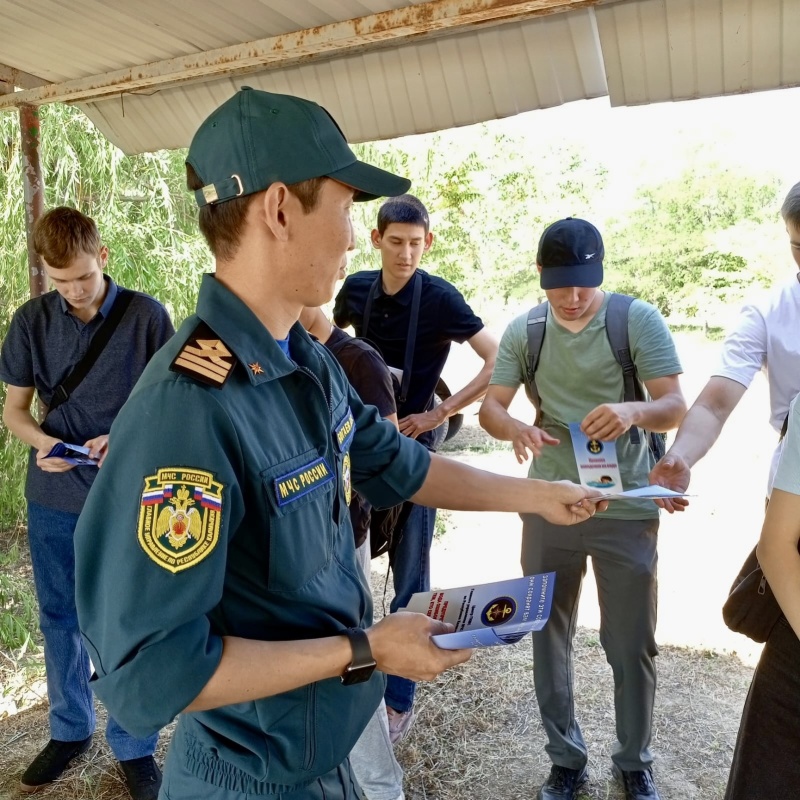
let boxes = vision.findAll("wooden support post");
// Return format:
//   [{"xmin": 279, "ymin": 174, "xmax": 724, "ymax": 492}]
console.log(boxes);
[{"xmin": 19, "ymin": 103, "xmax": 47, "ymax": 299}]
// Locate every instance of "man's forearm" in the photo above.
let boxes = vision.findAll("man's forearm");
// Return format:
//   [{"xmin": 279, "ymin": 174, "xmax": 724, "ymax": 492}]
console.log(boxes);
[
  {"xmin": 629, "ymin": 392, "xmax": 687, "ymax": 435},
  {"xmin": 478, "ymin": 400, "xmax": 524, "ymax": 443},
  {"xmin": 411, "ymin": 453, "xmax": 546, "ymax": 513},
  {"xmin": 185, "ymin": 614, "xmax": 470, "ymax": 713},
  {"xmin": 3, "ymin": 405, "xmax": 51, "ymax": 451},
  {"xmin": 663, "ymin": 376, "xmax": 745, "ymax": 468},
  {"xmin": 664, "ymin": 403, "xmax": 728, "ymax": 468},
  {"xmin": 184, "ymin": 635, "xmax": 352, "ymax": 712},
  {"xmin": 439, "ymin": 361, "xmax": 495, "ymax": 418}
]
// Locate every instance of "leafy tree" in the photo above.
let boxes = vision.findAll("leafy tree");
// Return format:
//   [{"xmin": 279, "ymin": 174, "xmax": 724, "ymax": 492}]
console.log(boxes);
[{"xmin": 604, "ymin": 160, "xmax": 781, "ymax": 317}]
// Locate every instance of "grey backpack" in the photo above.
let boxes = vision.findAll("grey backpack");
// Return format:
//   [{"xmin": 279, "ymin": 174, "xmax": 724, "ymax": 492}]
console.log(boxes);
[{"xmin": 524, "ymin": 292, "xmax": 666, "ymax": 460}]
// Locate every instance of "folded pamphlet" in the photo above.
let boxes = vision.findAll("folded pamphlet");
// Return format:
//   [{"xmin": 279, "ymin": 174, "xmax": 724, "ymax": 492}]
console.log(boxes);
[
  {"xmin": 404, "ymin": 573, "xmax": 555, "ymax": 650},
  {"xmin": 43, "ymin": 442, "xmax": 99, "ymax": 467}
]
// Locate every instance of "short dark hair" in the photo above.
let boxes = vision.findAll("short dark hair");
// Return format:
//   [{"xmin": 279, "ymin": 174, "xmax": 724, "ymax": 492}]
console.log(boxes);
[
  {"xmin": 186, "ymin": 164, "xmax": 327, "ymax": 261},
  {"xmin": 781, "ymin": 182, "xmax": 800, "ymax": 229},
  {"xmin": 377, "ymin": 194, "xmax": 430, "ymax": 235},
  {"xmin": 33, "ymin": 206, "xmax": 102, "ymax": 269}
]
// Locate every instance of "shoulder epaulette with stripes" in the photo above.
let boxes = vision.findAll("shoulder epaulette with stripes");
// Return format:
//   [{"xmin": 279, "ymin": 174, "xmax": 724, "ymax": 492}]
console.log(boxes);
[{"xmin": 170, "ymin": 321, "xmax": 236, "ymax": 388}]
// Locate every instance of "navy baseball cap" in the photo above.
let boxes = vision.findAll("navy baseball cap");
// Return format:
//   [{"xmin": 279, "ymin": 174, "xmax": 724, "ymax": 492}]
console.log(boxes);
[
  {"xmin": 187, "ymin": 87, "xmax": 411, "ymax": 207},
  {"xmin": 537, "ymin": 217, "xmax": 604, "ymax": 289}
]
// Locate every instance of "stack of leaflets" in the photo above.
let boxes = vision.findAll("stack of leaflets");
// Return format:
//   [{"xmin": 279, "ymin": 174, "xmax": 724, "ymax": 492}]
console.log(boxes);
[{"xmin": 404, "ymin": 573, "xmax": 555, "ymax": 649}]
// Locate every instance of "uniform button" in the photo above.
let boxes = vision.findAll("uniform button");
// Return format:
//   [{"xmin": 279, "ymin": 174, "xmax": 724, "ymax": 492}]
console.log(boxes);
[{"xmin": 384, "ymin": 313, "xmax": 388, "ymax": 318}]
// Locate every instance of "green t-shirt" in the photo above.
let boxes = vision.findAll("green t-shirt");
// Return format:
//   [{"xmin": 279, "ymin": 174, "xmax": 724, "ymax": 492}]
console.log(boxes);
[{"xmin": 490, "ymin": 293, "xmax": 682, "ymax": 520}]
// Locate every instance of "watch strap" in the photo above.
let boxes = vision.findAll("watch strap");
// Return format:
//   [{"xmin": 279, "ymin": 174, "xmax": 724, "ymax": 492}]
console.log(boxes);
[{"xmin": 341, "ymin": 627, "xmax": 377, "ymax": 685}]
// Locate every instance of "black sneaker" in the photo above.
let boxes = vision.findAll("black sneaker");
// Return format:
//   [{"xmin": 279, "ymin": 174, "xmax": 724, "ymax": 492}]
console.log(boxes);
[
  {"xmin": 19, "ymin": 735, "xmax": 93, "ymax": 792},
  {"xmin": 119, "ymin": 756, "xmax": 162, "ymax": 800},
  {"xmin": 612, "ymin": 765, "xmax": 661, "ymax": 800},
  {"xmin": 537, "ymin": 764, "xmax": 589, "ymax": 800}
]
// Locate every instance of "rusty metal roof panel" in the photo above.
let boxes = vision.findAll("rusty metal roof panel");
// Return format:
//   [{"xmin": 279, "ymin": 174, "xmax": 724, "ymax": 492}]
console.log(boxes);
[
  {"xmin": 74, "ymin": 9, "xmax": 607, "ymax": 153},
  {"xmin": 596, "ymin": 0, "xmax": 800, "ymax": 106},
  {"xmin": 1, "ymin": 0, "xmax": 798, "ymax": 153}
]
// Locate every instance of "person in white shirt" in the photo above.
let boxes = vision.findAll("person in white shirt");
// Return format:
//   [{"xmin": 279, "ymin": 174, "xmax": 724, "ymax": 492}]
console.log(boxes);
[
  {"xmin": 650, "ymin": 180, "xmax": 800, "ymax": 507},
  {"xmin": 650, "ymin": 177, "xmax": 800, "ymax": 800}
]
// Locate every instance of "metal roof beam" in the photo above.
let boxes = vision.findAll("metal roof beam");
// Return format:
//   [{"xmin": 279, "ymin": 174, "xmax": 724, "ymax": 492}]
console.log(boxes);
[
  {"xmin": 0, "ymin": 0, "xmax": 614, "ymax": 110},
  {"xmin": 0, "ymin": 63, "xmax": 49, "ymax": 92}
]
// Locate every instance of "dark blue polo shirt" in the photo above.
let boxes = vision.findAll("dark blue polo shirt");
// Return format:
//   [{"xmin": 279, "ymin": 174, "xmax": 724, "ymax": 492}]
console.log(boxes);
[
  {"xmin": 0, "ymin": 277, "xmax": 174, "ymax": 513},
  {"xmin": 333, "ymin": 268, "xmax": 484, "ymax": 439}
]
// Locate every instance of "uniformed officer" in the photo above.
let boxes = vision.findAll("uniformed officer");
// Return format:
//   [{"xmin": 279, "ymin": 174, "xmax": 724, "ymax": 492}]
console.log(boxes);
[{"xmin": 74, "ymin": 87, "xmax": 602, "ymax": 800}]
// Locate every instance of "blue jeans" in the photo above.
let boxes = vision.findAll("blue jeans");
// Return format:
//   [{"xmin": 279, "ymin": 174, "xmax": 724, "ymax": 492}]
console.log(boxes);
[
  {"xmin": 385, "ymin": 502, "xmax": 436, "ymax": 713},
  {"xmin": 27, "ymin": 501, "xmax": 158, "ymax": 761}
]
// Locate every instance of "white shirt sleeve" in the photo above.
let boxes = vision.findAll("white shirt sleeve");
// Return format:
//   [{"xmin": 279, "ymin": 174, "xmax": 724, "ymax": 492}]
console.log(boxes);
[
  {"xmin": 714, "ymin": 301, "xmax": 768, "ymax": 389},
  {"xmin": 773, "ymin": 396, "xmax": 800, "ymax": 496}
]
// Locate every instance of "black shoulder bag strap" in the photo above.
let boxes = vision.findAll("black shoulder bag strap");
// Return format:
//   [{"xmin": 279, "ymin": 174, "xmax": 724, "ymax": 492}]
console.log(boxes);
[
  {"xmin": 362, "ymin": 272, "xmax": 422, "ymax": 406},
  {"xmin": 47, "ymin": 290, "xmax": 135, "ymax": 416}
]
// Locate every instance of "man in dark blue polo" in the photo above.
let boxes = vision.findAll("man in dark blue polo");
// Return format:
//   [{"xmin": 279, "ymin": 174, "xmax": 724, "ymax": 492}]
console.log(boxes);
[
  {"xmin": 333, "ymin": 194, "xmax": 499, "ymax": 742},
  {"xmin": 0, "ymin": 206, "xmax": 174, "ymax": 798}
]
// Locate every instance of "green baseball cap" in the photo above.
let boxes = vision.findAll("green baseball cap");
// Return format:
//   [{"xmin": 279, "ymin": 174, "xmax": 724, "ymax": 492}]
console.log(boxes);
[{"xmin": 187, "ymin": 87, "xmax": 411, "ymax": 207}]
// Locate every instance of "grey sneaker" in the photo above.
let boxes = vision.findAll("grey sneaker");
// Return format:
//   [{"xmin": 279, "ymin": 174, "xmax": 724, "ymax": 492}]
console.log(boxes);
[{"xmin": 386, "ymin": 706, "xmax": 417, "ymax": 744}]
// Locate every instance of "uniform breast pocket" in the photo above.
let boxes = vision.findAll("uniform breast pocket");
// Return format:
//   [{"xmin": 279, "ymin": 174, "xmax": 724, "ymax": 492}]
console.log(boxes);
[{"xmin": 261, "ymin": 449, "xmax": 336, "ymax": 593}]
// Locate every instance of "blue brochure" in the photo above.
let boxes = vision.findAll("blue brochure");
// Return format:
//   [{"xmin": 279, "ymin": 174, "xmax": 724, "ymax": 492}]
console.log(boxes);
[
  {"xmin": 404, "ymin": 573, "xmax": 556, "ymax": 650},
  {"xmin": 44, "ymin": 442, "xmax": 99, "ymax": 466},
  {"xmin": 568, "ymin": 422, "xmax": 622, "ymax": 492}
]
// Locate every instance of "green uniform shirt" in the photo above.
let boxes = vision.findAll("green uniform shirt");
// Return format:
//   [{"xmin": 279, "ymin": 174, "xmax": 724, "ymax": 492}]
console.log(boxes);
[
  {"xmin": 75, "ymin": 274, "xmax": 431, "ymax": 793},
  {"xmin": 490, "ymin": 293, "xmax": 682, "ymax": 520}
]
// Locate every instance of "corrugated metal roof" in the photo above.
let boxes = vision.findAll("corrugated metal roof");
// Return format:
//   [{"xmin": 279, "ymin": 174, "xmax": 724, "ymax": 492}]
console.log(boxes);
[
  {"xmin": 597, "ymin": 0, "xmax": 800, "ymax": 105},
  {"xmin": 77, "ymin": 10, "xmax": 607, "ymax": 153},
  {"xmin": 0, "ymin": 0, "xmax": 798, "ymax": 154}
]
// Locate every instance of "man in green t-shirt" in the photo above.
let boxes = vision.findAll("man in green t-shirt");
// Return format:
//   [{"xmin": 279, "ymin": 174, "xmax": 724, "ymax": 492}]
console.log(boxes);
[{"xmin": 479, "ymin": 218, "xmax": 686, "ymax": 800}]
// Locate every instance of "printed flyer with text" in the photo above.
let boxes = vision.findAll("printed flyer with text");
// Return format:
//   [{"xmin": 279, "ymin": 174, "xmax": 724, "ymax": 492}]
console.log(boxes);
[{"xmin": 404, "ymin": 573, "xmax": 556, "ymax": 649}]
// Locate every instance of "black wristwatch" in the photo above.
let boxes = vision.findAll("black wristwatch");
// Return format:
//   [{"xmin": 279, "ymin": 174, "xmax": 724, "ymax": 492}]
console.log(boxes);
[{"xmin": 340, "ymin": 627, "xmax": 377, "ymax": 685}]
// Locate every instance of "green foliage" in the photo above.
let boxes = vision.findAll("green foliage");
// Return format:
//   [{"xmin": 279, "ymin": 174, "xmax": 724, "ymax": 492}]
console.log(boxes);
[
  {"xmin": 604, "ymin": 161, "xmax": 781, "ymax": 318},
  {"xmin": 433, "ymin": 509, "xmax": 451, "ymax": 540},
  {"xmin": 0, "ymin": 546, "xmax": 38, "ymax": 650},
  {"xmin": 351, "ymin": 127, "xmax": 608, "ymax": 303}
]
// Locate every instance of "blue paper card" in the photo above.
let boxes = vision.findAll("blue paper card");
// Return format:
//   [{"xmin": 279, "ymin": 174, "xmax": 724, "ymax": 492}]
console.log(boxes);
[{"xmin": 44, "ymin": 442, "xmax": 99, "ymax": 467}]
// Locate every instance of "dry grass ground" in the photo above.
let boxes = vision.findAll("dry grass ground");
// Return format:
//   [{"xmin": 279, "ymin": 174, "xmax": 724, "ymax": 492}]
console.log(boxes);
[
  {"xmin": 0, "ymin": 619, "xmax": 751, "ymax": 800},
  {"xmin": 397, "ymin": 631, "xmax": 750, "ymax": 800}
]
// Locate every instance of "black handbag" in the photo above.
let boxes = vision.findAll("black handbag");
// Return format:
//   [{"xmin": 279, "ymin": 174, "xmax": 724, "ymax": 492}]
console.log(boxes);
[
  {"xmin": 722, "ymin": 416, "xmax": 790, "ymax": 643},
  {"xmin": 721, "ymin": 544, "xmax": 783, "ymax": 643}
]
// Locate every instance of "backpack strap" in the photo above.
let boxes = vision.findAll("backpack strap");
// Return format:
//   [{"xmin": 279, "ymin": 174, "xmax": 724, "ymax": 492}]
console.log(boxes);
[
  {"xmin": 524, "ymin": 301, "xmax": 549, "ymax": 424},
  {"xmin": 605, "ymin": 292, "xmax": 643, "ymax": 446},
  {"xmin": 361, "ymin": 272, "xmax": 422, "ymax": 406}
]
